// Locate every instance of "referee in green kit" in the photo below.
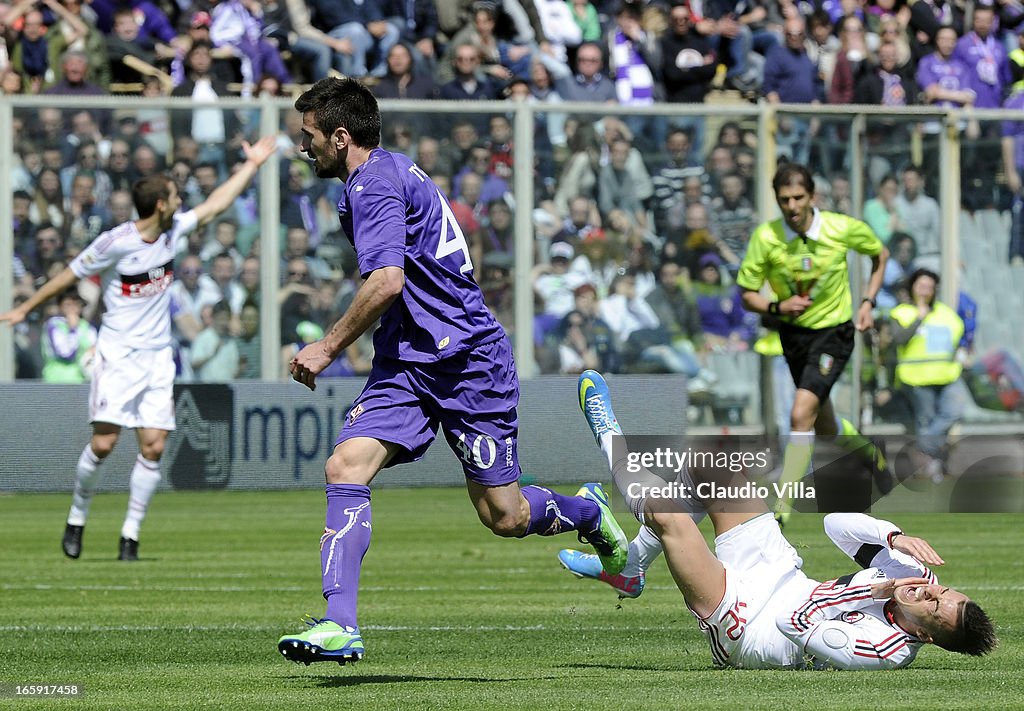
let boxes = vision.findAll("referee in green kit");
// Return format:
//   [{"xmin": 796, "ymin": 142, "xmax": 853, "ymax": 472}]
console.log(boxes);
[{"xmin": 737, "ymin": 163, "xmax": 890, "ymax": 524}]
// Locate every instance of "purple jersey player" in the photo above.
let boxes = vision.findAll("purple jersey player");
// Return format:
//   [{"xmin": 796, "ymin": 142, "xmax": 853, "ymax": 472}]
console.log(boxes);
[{"xmin": 276, "ymin": 77, "xmax": 629, "ymax": 666}]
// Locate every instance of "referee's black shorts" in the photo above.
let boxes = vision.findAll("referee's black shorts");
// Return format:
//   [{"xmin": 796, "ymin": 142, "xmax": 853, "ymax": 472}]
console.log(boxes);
[{"xmin": 779, "ymin": 320, "xmax": 856, "ymax": 401}]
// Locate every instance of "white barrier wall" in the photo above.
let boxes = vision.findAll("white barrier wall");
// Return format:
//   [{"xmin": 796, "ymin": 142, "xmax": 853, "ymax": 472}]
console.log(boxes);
[{"xmin": 0, "ymin": 376, "xmax": 688, "ymax": 492}]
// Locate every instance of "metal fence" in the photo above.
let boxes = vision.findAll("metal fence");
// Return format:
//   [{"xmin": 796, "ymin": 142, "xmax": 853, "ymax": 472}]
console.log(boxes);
[{"xmin": 2, "ymin": 95, "xmax": 1023, "ymax": 435}]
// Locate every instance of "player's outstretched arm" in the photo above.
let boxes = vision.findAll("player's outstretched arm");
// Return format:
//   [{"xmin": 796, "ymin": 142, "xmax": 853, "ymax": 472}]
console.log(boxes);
[
  {"xmin": 0, "ymin": 267, "xmax": 79, "ymax": 327},
  {"xmin": 290, "ymin": 266, "xmax": 404, "ymax": 391},
  {"xmin": 824, "ymin": 512, "xmax": 944, "ymax": 571},
  {"xmin": 194, "ymin": 135, "xmax": 278, "ymax": 227}
]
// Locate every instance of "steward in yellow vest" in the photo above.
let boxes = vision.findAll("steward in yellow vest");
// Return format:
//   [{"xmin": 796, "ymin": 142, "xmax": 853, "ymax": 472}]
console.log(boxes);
[
  {"xmin": 888, "ymin": 268, "xmax": 967, "ymax": 478},
  {"xmin": 890, "ymin": 274, "xmax": 964, "ymax": 387}
]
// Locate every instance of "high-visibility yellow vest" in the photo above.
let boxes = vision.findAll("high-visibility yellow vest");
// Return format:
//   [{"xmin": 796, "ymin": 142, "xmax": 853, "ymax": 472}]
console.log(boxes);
[
  {"xmin": 890, "ymin": 301, "xmax": 964, "ymax": 387},
  {"xmin": 1011, "ymin": 48, "xmax": 1024, "ymax": 94}
]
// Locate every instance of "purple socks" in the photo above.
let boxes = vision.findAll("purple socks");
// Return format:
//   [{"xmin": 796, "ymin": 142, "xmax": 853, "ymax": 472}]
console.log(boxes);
[
  {"xmin": 322, "ymin": 484, "xmax": 372, "ymax": 627},
  {"xmin": 520, "ymin": 485, "xmax": 599, "ymax": 536}
]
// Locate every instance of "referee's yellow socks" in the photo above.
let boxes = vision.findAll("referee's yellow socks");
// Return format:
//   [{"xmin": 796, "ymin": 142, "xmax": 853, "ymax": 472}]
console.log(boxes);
[
  {"xmin": 835, "ymin": 417, "xmax": 887, "ymax": 470},
  {"xmin": 775, "ymin": 430, "xmax": 815, "ymax": 521}
]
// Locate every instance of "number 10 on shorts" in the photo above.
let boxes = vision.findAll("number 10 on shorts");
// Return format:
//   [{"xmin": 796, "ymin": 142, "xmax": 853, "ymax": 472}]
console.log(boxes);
[{"xmin": 457, "ymin": 433, "xmax": 497, "ymax": 470}]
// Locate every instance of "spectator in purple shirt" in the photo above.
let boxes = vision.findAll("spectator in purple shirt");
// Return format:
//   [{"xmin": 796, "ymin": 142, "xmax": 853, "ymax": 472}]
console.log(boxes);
[
  {"xmin": 693, "ymin": 251, "xmax": 754, "ymax": 351},
  {"xmin": 954, "ymin": 4, "xmax": 1011, "ymax": 109},
  {"xmin": 956, "ymin": 5, "xmax": 1011, "ymax": 208},
  {"xmin": 916, "ymin": 25, "xmax": 976, "ymax": 177},
  {"xmin": 89, "ymin": 0, "xmax": 179, "ymax": 50}
]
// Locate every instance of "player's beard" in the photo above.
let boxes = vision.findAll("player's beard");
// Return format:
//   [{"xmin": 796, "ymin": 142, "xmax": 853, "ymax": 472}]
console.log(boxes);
[{"xmin": 313, "ymin": 144, "xmax": 344, "ymax": 179}]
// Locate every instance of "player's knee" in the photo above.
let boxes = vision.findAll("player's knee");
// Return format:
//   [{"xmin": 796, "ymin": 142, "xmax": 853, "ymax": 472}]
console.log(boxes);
[
  {"xmin": 790, "ymin": 407, "xmax": 816, "ymax": 432},
  {"xmin": 483, "ymin": 512, "xmax": 527, "ymax": 537},
  {"xmin": 140, "ymin": 440, "xmax": 165, "ymax": 461},
  {"xmin": 324, "ymin": 449, "xmax": 374, "ymax": 484},
  {"xmin": 90, "ymin": 435, "xmax": 118, "ymax": 459},
  {"xmin": 644, "ymin": 505, "xmax": 689, "ymax": 540}
]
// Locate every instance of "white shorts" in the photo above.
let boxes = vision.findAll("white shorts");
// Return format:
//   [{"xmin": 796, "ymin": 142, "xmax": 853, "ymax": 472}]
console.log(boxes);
[
  {"xmin": 89, "ymin": 339, "xmax": 176, "ymax": 431},
  {"xmin": 694, "ymin": 513, "xmax": 816, "ymax": 669}
]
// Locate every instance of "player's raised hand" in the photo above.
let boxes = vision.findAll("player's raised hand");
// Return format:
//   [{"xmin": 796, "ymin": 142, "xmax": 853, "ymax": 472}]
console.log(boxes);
[
  {"xmin": 891, "ymin": 533, "xmax": 945, "ymax": 567},
  {"xmin": 290, "ymin": 340, "xmax": 335, "ymax": 391},
  {"xmin": 871, "ymin": 576, "xmax": 932, "ymax": 600},
  {"xmin": 240, "ymin": 135, "xmax": 278, "ymax": 167}
]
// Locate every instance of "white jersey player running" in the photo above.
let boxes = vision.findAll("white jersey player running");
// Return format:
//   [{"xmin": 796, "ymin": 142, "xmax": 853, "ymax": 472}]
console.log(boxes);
[
  {"xmin": 569, "ymin": 370, "xmax": 996, "ymax": 669},
  {"xmin": 0, "ymin": 136, "xmax": 277, "ymax": 561}
]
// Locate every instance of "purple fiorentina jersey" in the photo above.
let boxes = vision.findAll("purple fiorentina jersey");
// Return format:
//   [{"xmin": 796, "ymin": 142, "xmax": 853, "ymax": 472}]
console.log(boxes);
[
  {"xmin": 916, "ymin": 54, "xmax": 972, "ymax": 108},
  {"xmin": 953, "ymin": 33, "xmax": 1011, "ymax": 108},
  {"xmin": 1002, "ymin": 92, "xmax": 1024, "ymax": 169},
  {"xmin": 337, "ymin": 147, "xmax": 503, "ymax": 362}
]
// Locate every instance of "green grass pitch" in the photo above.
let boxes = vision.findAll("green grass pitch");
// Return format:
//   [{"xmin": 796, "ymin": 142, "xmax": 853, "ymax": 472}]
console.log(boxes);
[{"xmin": 0, "ymin": 488, "xmax": 1020, "ymax": 710}]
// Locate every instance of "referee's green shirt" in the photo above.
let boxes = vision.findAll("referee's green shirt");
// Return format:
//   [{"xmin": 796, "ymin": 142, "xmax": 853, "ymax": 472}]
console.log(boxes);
[{"xmin": 737, "ymin": 208, "xmax": 883, "ymax": 330}]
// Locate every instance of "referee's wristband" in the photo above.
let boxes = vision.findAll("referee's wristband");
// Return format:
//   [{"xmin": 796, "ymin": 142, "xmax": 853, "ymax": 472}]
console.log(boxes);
[
  {"xmin": 767, "ymin": 301, "xmax": 780, "ymax": 316},
  {"xmin": 862, "ymin": 296, "xmax": 876, "ymax": 308}
]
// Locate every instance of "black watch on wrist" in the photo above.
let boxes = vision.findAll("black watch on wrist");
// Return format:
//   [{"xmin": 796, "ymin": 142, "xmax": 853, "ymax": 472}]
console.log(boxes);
[
  {"xmin": 862, "ymin": 296, "xmax": 876, "ymax": 308},
  {"xmin": 768, "ymin": 301, "xmax": 780, "ymax": 316}
]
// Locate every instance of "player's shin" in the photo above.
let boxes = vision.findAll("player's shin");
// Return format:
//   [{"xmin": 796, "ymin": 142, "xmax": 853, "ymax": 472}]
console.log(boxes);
[
  {"xmin": 775, "ymin": 431, "xmax": 815, "ymax": 521},
  {"xmin": 520, "ymin": 485, "xmax": 599, "ymax": 535},
  {"xmin": 120, "ymin": 455, "xmax": 161, "ymax": 540},
  {"xmin": 67, "ymin": 444, "xmax": 103, "ymax": 526},
  {"xmin": 322, "ymin": 484, "xmax": 372, "ymax": 627}
]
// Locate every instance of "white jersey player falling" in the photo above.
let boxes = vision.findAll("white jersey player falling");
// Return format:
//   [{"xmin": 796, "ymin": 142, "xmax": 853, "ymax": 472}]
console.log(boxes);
[{"xmin": 697, "ymin": 512, "xmax": 934, "ymax": 670}]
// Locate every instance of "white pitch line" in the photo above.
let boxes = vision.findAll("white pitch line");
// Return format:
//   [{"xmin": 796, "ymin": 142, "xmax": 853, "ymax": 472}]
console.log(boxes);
[
  {"xmin": 0, "ymin": 584, "xmax": 501, "ymax": 593},
  {"xmin": 5, "ymin": 582, "xmax": 1022, "ymax": 595},
  {"xmin": 0, "ymin": 624, "xmax": 680, "ymax": 633}
]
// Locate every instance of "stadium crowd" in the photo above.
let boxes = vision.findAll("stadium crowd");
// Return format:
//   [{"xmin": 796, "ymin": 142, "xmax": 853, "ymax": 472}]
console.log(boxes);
[{"xmin": 5, "ymin": 0, "xmax": 1024, "ymax": 425}]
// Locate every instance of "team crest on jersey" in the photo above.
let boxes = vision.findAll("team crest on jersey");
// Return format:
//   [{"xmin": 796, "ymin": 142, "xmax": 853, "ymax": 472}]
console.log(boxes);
[
  {"xmin": 840, "ymin": 611, "xmax": 865, "ymax": 623},
  {"xmin": 437, "ymin": 336, "xmax": 450, "ymax": 349},
  {"xmin": 348, "ymin": 403, "xmax": 365, "ymax": 424},
  {"xmin": 801, "ymin": 256, "xmax": 812, "ymax": 271},
  {"xmin": 819, "ymin": 353, "xmax": 834, "ymax": 375}
]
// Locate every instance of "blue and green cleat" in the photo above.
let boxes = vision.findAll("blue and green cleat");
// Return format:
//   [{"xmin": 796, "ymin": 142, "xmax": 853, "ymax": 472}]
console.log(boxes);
[
  {"xmin": 278, "ymin": 618, "xmax": 364, "ymax": 666},
  {"xmin": 576, "ymin": 482, "xmax": 628, "ymax": 576},
  {"xmin": 578, "ymin": 370, "xmax": 623, "ymax": 442},
  {"xmin": 558, "ymin": 549, "xmax": 645, "ymax": 599}
]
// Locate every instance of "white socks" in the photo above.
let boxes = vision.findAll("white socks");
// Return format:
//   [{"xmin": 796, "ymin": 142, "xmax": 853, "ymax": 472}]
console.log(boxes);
[
  {"xmin": 622, "ymin": 525, "xmax": 663, "ymax": 578},
  {"xmin": 67, "ymin": 445, "xmax": 102, "ymax": 526},
  {"xmin": 121, "ymin": 455, "xmax": 161, "ymax": 541}
]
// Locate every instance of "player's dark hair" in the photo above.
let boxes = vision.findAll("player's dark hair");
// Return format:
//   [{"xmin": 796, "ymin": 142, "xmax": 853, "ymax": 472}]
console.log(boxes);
[
  {"xmin": 294, "ymin": 77, "xmax": 381, "ymax": 150},
  {"xmin": 936, "ymin": 601, "xmax": 997, "ymax": 656},
  {"xmin": 132, "ymin": 174, "xmax": 173, "ymax": 219},
  {"xmin": 772, "ymin": 163, "xmax": 814, "ymax": 195}
]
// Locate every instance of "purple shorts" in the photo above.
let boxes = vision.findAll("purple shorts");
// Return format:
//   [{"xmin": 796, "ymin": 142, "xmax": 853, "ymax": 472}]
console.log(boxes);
[{"xmin": 336, "ymin": 336, "xmax": 521, "ymax": 486}]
